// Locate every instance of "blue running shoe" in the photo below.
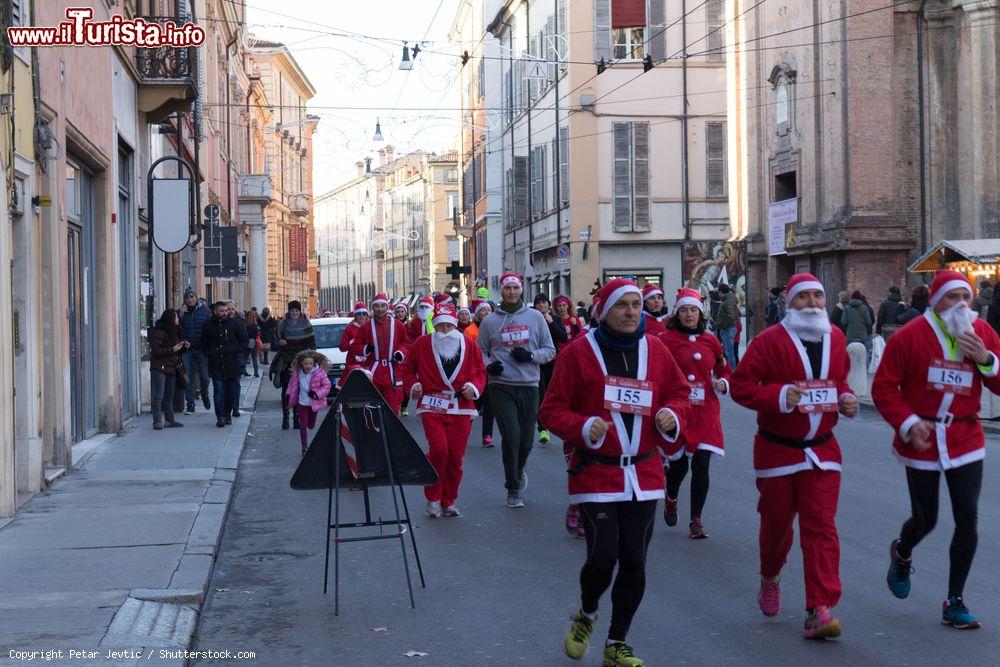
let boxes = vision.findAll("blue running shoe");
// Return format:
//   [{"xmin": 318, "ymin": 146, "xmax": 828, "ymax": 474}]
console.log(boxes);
[
  {"xmin": 942, "ymin": 596, "xmax": 981, "ymax": 629},
  {"xmin": 886, "ymin": 539, "xmax": 913, "ymax": 599}
]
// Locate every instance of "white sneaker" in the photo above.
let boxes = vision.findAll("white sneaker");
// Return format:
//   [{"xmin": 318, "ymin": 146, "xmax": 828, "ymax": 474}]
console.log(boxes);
[
  {"xmin": 442, "ymin": 505, "xmax": 461, "ymax": 517},
  {"xmin": 425, "ymin": 501, "xmax": 442, "ymax": 518},
  {"xmin": 506, "ymin": 491, "xmax": 525, "ymax": 509}
]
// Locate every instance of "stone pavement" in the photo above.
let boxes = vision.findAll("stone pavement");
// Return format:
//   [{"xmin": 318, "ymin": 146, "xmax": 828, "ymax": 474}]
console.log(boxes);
[{"xmin": 0, "ymin": 375, "xmax": 261, "ymax": 666}]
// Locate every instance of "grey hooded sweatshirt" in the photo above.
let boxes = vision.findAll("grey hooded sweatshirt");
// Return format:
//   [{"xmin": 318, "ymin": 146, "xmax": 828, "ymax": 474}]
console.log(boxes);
[{"xmin": 476, "ymin": 301, "xmax": 556, "ymax": 386}]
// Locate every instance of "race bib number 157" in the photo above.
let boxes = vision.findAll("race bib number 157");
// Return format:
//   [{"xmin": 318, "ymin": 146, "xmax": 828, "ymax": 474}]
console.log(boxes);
[{"xmin": 795, "ymin": 379, "xmax": 838, "ymax": 413}]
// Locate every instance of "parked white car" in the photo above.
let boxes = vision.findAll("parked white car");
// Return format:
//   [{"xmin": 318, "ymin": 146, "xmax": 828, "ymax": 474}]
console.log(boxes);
[{"xmin": 310, "ymin": 317, "xmax": 352, "ymax": 395}]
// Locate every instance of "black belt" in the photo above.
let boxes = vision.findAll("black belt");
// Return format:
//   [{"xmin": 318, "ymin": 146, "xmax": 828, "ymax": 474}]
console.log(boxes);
[
  {"xmin": 757, "ymin": 429, "xmax": 833, "ymax": 450},
  {"xmin": 918, "ymin": 414, "xmax": 979, "ymax": 426},
  {"xmin": 568, "ymin": 450, "xmax": 655, "ymax": 476}
]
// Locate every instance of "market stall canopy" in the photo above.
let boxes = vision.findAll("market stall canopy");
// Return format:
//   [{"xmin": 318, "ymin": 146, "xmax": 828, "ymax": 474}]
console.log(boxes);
[{"xmin": 908, "ymin": 239, "xmax": 1000, "ymax": 272}]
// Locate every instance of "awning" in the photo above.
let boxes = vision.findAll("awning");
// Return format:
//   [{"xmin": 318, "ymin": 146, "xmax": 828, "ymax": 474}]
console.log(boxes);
[{"xmin": 908, "ymin": 239, "xmax": 1000, "ymax": 272}]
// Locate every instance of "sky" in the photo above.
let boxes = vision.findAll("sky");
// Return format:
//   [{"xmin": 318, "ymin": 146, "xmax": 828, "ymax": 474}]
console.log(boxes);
[{"xmin": 244, "ymin": 0, "xmax": 464, "ymax": 195}]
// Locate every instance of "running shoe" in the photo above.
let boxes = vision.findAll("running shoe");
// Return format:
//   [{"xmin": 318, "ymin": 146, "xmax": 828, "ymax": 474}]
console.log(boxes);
[
  {"xmin": 803, "ymin": 606, "xmax": 842, "ymax": 639},
  {"xmin": 442, "ymin": 505, "xmax": 461, "ymax": 518},
  {"xmin": 425, "ymin": 501, "xmax": 442, "ymax": 518},
  {"xmin": 539, "ymin": 429, "xmax": 551, "ymax": 445},
  {"xmin": 202, "ymin": 395, "xmax": 211, "ymax": 410},
  {"xmin": 185, "ymin": 402, "xmax": 195, "ymax": 414},
  {"xmin": 565, "ymin": 504, "xmax": 580, "ymax": 536},
  {"xmin": 602, "ymin": 641, "xmax": 644, "ymax": 667},
  {"xmin": 562, "ymin": 610, "xmax": 595, "ymax": 660},
  {"xmin": 758, "ymin": 576, "xmax": 781, "ymax": 617},
  {"xmin": 663, "ymin": 499, "xmax": 678, "ymax": 527},
  {"xmin": 942, "ymin": 596, "xmax": 981, "ymax": 629},
  {"xmin": 886, "ymin": 538, "xmax": 914, "ymax": 599},
  {"xmin": 506, "ymin": 491, "xmax": 524, "ymax": 509},
  {"xmin": 689, "ymin": 518, "xmax": 708, "ymax": 539},
  {"xmin": 518, "ymin": 470, "xmax": 528, "ymax": 492},
  {"xmin": 577, "ymin": 521, "xmax": 586, "ymax": 539},
  {"xmin": 482, "ymin": 436, "xmax": 495, "ymax": 448},
  {"xmin": 401, "ymin": 408, "xmax": 409, "ymax": 417}
]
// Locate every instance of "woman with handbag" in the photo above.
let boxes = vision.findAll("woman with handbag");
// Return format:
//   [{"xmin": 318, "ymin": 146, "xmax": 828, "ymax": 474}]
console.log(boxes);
[
  {"xmin": 245, "ymin": 310, "xmax": 262, "ymax": 377},
  {"xmin": 150, "ymin": 308, "xmax": 189, "ymax": 430}
]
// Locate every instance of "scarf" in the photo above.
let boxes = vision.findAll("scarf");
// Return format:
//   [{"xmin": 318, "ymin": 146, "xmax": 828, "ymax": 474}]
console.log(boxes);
[
  {"xmin": 280, "ymin": 313, "xmax": 313, "ymax": 342},
  {"xmin": 593, "ymin": 317, "xmax": 647, "ymax": 352},
  {"xmin": 500, "ymin": 300, "xmax": 524, "ymax": 315}
]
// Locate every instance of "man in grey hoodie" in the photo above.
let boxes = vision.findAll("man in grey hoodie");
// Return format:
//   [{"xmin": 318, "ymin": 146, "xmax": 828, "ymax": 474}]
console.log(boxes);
[{"xmin": 477, "ymin": 273, "xmax": 557, "ymax": 508}]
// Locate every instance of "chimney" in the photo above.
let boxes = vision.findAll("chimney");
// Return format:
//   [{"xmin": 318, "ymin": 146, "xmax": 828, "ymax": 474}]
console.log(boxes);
[
  {"xmin": 378, "ymin": 145, "xmax": 395, "ymax": 167},
  {"xmin": 356, "ymin": 160, "xmax": 366, "ymax": 178}
]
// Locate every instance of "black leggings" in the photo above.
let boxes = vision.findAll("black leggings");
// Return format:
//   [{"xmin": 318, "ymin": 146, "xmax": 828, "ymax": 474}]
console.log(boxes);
[
  {"xmin": 537, "ymin": 362, "xmax": 555, "ymax": 431},
  {"xmin": 665, "ymin": 450, "xmax": 712, "ymax": 520},
  {"xmin": 578, "ymin": 500, "xmax": 657, "ymax": 642},
  {"xmin": 897, "ymin": 461, "xmax": 982, "ymax": 597},
  {"xmin": 476, "ymin": 385, "xmax": 494, "ymax": 440}
]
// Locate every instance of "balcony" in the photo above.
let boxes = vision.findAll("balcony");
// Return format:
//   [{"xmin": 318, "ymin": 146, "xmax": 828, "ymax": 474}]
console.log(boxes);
[
  {"xmin": 289, "ymin": 193, "xmax": 309, "ymax": 215},
  {"xmin": 238, "ymin": 173, "xmax": 273, "ymax": 204},
  {"xmin": 136, "ymin": 18, "xmax": 197, "ymax": 123}
]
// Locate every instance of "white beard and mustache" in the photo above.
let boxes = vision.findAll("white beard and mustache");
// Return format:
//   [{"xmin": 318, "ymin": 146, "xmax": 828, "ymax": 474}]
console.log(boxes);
[
  {"xmin": 940, "ymin": 301, "xmax": 978, "ymax": 339},
  {"xmin": 418, "ymin": 307, "xmax": 432, "ymax": 321},
  {"xmin": 433, "ymin": 329, "xmax": 464, "ymax": 361},
  {"xmin": 784, "ymin": 306, "xmax": 832, "ymax": 343}
]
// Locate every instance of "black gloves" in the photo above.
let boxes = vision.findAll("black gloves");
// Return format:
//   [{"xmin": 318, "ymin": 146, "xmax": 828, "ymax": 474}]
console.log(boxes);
[
  {"xmin": 308, "ymin": 390, "xmax": 319, "ymax": 400},
  {"xmin": 487, "ymin": 360, "xmax": 505, "ymax": 376},
  {"xmin": 393, "ymin": 350, "xmax": 404, "ymax": 363},
  {"xmin": 510, "ymin": 347, "xmax": 534, "ymax": 363}
]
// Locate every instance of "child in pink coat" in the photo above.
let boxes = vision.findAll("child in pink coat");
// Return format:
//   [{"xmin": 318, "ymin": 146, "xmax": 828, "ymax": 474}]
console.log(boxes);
[{"xmin": 286, "ymin": 350, "xmax": 332, "ymax": 455}]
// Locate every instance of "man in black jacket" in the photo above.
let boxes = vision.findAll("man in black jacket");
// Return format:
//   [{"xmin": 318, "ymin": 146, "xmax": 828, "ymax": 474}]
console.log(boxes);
[
  {"xmin": 201, "ymin": 301, "xmax": 248, "ymax": 427},
  {"xmin": 533, "ymin": 294, "xmax": 568, "ymax": 445},
  {"xmin": 875, "ymin": 286, "xmax": 904, "ymax": 336}
]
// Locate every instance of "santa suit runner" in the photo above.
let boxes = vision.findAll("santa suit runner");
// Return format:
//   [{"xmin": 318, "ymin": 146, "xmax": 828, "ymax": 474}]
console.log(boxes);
[
  {"xmin": 354, "ymin": 316, "xmax": 409, "ymax": 388},
  {"xmin": 538, "ymin": 330, "xmax": 691, "ymax": 504},
  {"xmin": 657, "ymin": 328, "xmax": 731, "ymax": 459},
  {"xmin": 872, "ymin": 310, "xmax": 1000, "ymax": 470},
  {"xmin": 338, "ymin": 322, "xmax": 366, "ymax": 388},
  {"xmin": 730, "ymin": 323, "xmax": 852, "ymax": 477}
]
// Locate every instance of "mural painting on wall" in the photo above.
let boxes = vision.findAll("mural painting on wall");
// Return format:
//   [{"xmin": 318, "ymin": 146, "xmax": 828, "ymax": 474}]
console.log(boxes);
[{"xmin": 682, "ymin": 241, "xmax": 747, "ymax": 307}]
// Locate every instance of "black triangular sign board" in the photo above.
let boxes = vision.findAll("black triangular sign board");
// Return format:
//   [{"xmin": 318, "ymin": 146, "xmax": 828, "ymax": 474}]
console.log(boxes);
[{"xmin": 289, "ymin": 371, "xmax": 438, "ymax": 490}]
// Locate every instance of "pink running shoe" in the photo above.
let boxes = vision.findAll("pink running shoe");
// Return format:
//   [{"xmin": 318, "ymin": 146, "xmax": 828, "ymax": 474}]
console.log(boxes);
[
  {"xmin": 803, "ymin": 606, "xmax": 842, "ymax": 640},
  {"xmin": 482, "ymin": 436, "xmax": 495, "ymax": 448},
  {"xmin": 565, "ymin": 504, "xmax": 580, "ymax": 536},
  {"xmin": 758, "ymin": 577, "xmax": 781, "ymax": 617}
]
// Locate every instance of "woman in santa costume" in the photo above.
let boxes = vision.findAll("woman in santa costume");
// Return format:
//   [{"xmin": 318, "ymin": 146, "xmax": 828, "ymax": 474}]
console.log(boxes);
[
  {"xmin": 642, "ymin": 284, "xmax": 669, "ymax": 337},
  {"xmin": 729, "ymin": 273, "xmax": 858, "ymax": 640},
  {"xmin": 658, "ymin": 287, "xmax": 731, "ymax": 539},
  {"xmin": 351, "ymin": 294, "xmax": 410, "ymax": 415},
  {"xmin": 402, "ymin": 304, "xmax": 486, "ymax": 518},
  {"xmin": 394, "ymin": 302, "xmax": 413, "ymax": 416},
  {"xmin": 408, "ymin": 296, "xmax": 435, "ymax": 340},
  {"xmin": 873, "ymin": 269, "xmax": 1000, "ymax": 629},
  {"xmin": 539, "ymin": 279, "xmax": 691, "ymax": 667},
  {"xmin": 336, "ymin": 302, "xmax": 370, "ymax": 390},
  {"xmin": 553, "ymin": 293, "xmax": 588, "ymax": 536}
]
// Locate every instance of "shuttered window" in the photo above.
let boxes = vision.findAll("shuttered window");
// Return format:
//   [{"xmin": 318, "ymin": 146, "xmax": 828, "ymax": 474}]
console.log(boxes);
[
  {"xmin": 647, "ymin": 0, "xmax": 666, "ymax": 61},
  {"xmin": 594, "ymin": 0, "xmax": 611, "ymax": 63},
  {"xmin": 706, "ymin": 121, "xmax": 727, "ymax": 197},
  {"xmin": 531, "ymin": 145, "xmax": 547, "ymax": 216},
  {"xmin": 705, "ymin": 0, "xmax": 725, "ymax": 62},
  {"xmin": 513, "ymin": 155, "xmax": 529, "ymax": 226},
  {"xmin": 558, "ymin": 0, "xmax": 568, "ymax": 72},
  {"xmin": 613, "ymin": 121, "xmax": 651, "ymax": 232},
  {"xmin": 559, "ymin": 126, "xmax": 570, "ymax": 204}
]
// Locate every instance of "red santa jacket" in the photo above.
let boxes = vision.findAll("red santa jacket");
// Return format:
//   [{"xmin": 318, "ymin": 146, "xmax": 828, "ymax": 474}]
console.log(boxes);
[
  {"xmin": 557, "ymin": 315, "xmax": 585, "ymax": 353},
  {"xmin": 730, "ymin": 322, "xmax": 853, "ymax": 477},
  {"xmin": 401, "ymin": 334, "xmax": 487, "ymax": 417},
  {"xmin": 644, "ymin": 313, "xmax": 668, "ymax": 337},
  {"xmin": 407, "ymin": 316, "xmax": 429, "ymax": 342},
  {"xmin": 538, "ymin": 331, "xmax": 692, "ymax": 504},
  {"xmin": 872, "ymin": 310, "xmax": 1000, "ymax": 470},
  {"xmin": 352, "ymin": 315, "xmax": 410, "ymax": 387},
  {"xmin": 338, "ymin": 321, "xmax": 367, "ymax": 387},
  {"xmin": 658, "ymin": 327, "xmax": 731, "ymax": 458}
]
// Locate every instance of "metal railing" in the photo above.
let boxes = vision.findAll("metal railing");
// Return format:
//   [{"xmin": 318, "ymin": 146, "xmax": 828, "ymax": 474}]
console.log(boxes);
[{"xmin": 135, "ymin": 17, "xmax": 195, "ymax": 80}]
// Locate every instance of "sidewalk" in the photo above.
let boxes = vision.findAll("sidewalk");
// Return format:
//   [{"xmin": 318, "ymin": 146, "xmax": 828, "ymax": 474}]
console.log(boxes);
[{"xmin": 0, "ymin": 375, "xmax": 262, "ymax": 665}]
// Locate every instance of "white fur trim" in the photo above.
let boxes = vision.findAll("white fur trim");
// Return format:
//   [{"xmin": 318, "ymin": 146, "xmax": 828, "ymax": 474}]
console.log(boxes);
[
  {"xmin": 461, "ymin": 382, "xmax": 480, "ymax": 400},
  {"xmin": 501, "ymin": 275, "xmax": 523, "ymax": 288},
  {"xmin": 656, "ymin": 408, "xmax": 681, "ymax": 443},
  {"xmin": 371, "ymin": 297, "xmax": 389, "ymax": 306},
  {"xmin": 696, "ymin": 443, "xmax": 726, "ymax": 458},
  {"xmin": 979, "ymin": 352, "xmax": 1000, "ymax": 378},
  {"xmin": 432, "ymin": 314, "xmax": 459, "ymax": 326},
  {"xmin": 644, "ymin": 289, "xmax": 664, "ymax": 300},
  {"xmin": 899, "ymin": 414, "xmax": 922, "ymax": 442},
  {"xmin": 929, "ymin": 279, "xmax": 972, "ymax": 308},
  {"xmin": 778, "ymin": 384, "xmax": 795, "ymax": 414},
  {"xmin": 785, "ymin": 280, "xmax": 824, "ymax": 305},
  {"xmin": 674, "ymin": 296, "xmax": 704, "ymax": 312},
  {"xmin": 599, "ymin": 284, "xmax": 643, "ymax": 321},
  {"xmin": 582, "ymin": 416, "xmax": 607, "ymax": 450}
]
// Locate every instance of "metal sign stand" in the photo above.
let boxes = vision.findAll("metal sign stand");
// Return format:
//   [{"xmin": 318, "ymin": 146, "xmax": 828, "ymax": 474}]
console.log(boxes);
[{"xmin": 325, "ymin": 403, "xmax": 426, "ymax": 616}]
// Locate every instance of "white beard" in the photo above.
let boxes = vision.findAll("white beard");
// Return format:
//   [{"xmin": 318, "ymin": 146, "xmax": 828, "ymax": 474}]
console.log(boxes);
[
  {"xmin": 418, "ymin": 307, "xmax": 432, "ymax": 321},
  {"xmin": 784, "ymin": 306, "xmax": 832, "ymax": 343},
  {"xmin": 940, "ymin": 301, "xmax": 978, "ymax": 339},
  {"xmin": 434, "ymin": 329, "xmax": 463, "ymax": 361}
]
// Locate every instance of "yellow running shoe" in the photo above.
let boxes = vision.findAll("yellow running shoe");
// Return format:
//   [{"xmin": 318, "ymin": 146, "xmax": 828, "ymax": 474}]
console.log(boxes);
[
  {"xmin": 603, "ymin": 641, "xmax": 644, "ymax": 667},
  {"xmin": 563, "ymin": 611, "xmax": 595, "ymax": 660}
]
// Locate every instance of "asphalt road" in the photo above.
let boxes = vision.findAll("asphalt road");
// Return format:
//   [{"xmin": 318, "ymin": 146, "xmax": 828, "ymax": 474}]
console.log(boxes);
[{"xmin": 192, "ymin": 383, "xmax": 1000, "ymax": 666}]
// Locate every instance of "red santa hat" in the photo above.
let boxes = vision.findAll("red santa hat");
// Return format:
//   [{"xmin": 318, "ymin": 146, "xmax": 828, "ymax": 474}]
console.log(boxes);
[
  {"xmin": 457, "ymin": 305, "xmax": 471, "ymax": 317},
  {"xmin": 592, "ymin": 278, "xmax": 643, "ymax": 322},
  {"xmin": 929, "ymin": 269, "xmax": 972, "ymax": 308},
  {"xmin": 432, "ymin": 303, "xmax": 458, "ymax": 326},
  {"xmin": 353, "ymin": 300, "xmax": 368, "ymax": 314},
  {"xmin": 673, "ymin": 287, "xmax": 704, "ymax": 312},
  {"xmin": 417, "ymin": 296, "xmax": 434, "ymax": 309},
  {"xmin": 371, "ymin": 294, "xmax": 389, "ymax": 306},
  {"xmin": 553, "ymin": 294, "xmax": 572, "ymax": 309},
  {"xmin": 434, "ymin": 293, "xmax": 454, "ymax": 305},
  {"xmin": 473, "ymin": 299, "xmax": 492, "ymax": 315},
  {"xmin": 500, "ymin": 273, "xmax": 523, "ymax": 290},
  {"xmin": 785, "ymin": 273, "xmax": 824, "ymax": 305},
  {"xmin": 393, "ymin": 302, "xmax": 409, "ymax": 313},
  {"xmin": 642, "ymin": 284, "xmax": 664, "ymax": 301}
]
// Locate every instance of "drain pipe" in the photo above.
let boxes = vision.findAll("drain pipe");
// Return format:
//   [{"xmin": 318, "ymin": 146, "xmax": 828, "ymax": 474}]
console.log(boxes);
[
  {"xmin": 681, "ymin": 0, "xmax": 691, "ymax": 239},
  {"xmin": 916, "ymin": 0, "xmax": 928, "ymax": 254}
]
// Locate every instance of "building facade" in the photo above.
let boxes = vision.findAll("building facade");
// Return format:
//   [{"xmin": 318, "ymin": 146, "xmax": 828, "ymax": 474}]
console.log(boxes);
[{"xmin": 487, "ymin": 0, "xmax": 734, "ymax": 304}]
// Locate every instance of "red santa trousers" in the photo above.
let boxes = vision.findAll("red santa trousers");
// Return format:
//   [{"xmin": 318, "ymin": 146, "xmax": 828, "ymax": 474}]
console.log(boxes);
[
  {"xmin": 421, "ymin": 413, "xmax": 472, "ymax": 506},
  {"xmin": 374, "ymin": 380, "xmax": 403, "ymax": 415},
  {"xmin": 755, "ymin": 469, "xmax": 841, "ymax": 610}
]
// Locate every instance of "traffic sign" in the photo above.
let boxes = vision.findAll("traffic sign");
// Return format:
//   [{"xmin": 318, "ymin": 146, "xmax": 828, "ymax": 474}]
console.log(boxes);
[
  {"xmin": 204, "ymin": 204, "xmax": 219, "ymax": 220},
  {"xmin": 526, "ymin": 59, "xmax": 548, "ymax": 81},
  {"xmin": 556, "ymin": 244, "xmax": 570, "ymax": 259}
]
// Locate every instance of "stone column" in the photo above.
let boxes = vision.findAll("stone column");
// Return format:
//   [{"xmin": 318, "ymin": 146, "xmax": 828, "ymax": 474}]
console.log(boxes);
[
  {"xmin": 924, "ymin": 7, "xmax": 959, "ymax": 240},
  {"xmin": 965, "ymin": 0, "xmax": 1000, "ymax": 238}
]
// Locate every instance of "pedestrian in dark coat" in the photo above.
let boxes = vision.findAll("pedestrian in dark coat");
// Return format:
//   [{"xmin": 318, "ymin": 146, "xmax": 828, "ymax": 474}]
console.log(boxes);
[
  {"xmin": 150, "ymin": 308, "xmax": 189, "ymax": 430},
  {"xmin": 200, "ymin": 301, "xmax": 248, "ymax": 426}
]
